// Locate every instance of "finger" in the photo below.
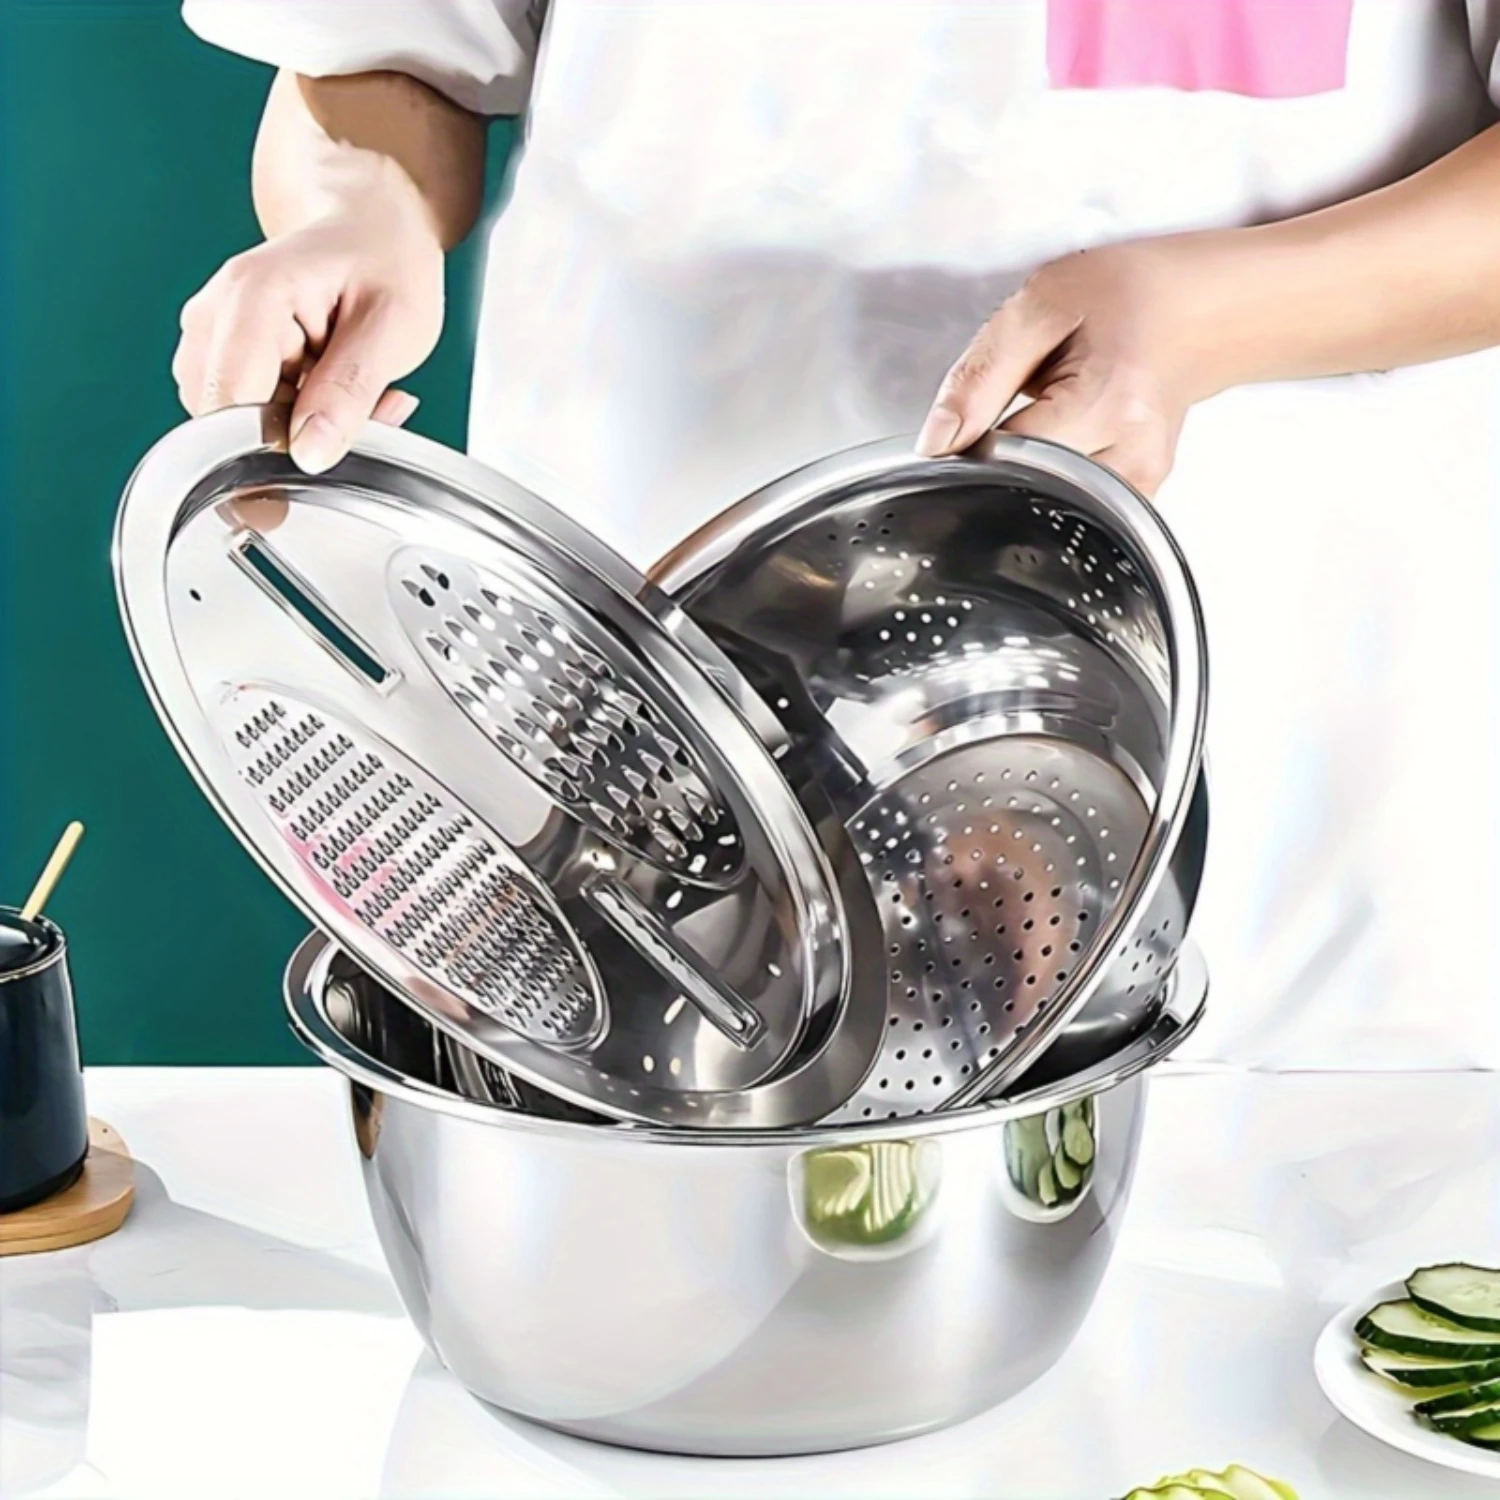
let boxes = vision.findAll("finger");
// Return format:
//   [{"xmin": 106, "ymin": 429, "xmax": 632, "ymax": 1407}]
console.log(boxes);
[
  {"xmin": 195, "ymin": 295, "xmax": 305, "ymax": 416},
  {"xmin": 289, "ymin": 298, "xmax": 413, "ymax": 474},
  {"xmin": 372, "ymin": 389, "xmax": 420, "ymax": 427},
  {"xmin": 172, "ymin": 332, "xmax": 203, "ymax": 415},
  {"xmin": 916, "ymin": 291, "xmax": 1080, "ymax": 457},
  {"xmin": 172, "ymin": 287, "xmax": 217, "ymax": 410}
]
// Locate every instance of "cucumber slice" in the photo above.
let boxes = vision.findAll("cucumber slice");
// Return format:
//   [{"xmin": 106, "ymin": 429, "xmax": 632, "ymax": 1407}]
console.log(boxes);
[
  {"xmin": 1455, "ymin": 1419, "xmax": 1500, "ymax": 1451},
  {"xmin": 1155, "ymin": 1466, "xmax": 1298, "ymax": 1500},
  {"xmin": 1053, "ymin": 1142, "xmax": 1083, "ymax": 1193},
  {"xmin": 1124, "ymin": 1488, "xmax": 1214, "ymax": 1500},
  {"xmin": 1004, "ymin": 1115, "xmax": 1052, "ymax": 1199},
  {"xmin": 1209, "ymin": 1466, "xmax": 1299, "ymax": 1500},
  {"xmin": 1427, "ymin": 1400, "xmax": 1500, "ymax": 1437},
  {"xmin": 802, "ymin": 1142, "xmax": 927, "ymax": 1245},
  {"xmin": 1061, "ymin": 1113, "xmax": 1096, "ymax": 1167},
  {"xmin": 1356, "ymin": 1300, "xmax": 1500, "ymax": 1360},
  {"xmin": 867, "ymin": 1141, "xmax": 916, "ymax": 1237},
  {"xmin": 1161, "ymin": 1473, "xmax": 1234, "ymax": 1496},
  {"xmin": 1063, "ymin": 1097, "xmax": 1093, "ymax": 1123},
  {"xmin": 1407, "ymin": 1264, "xmax": 1500, "ymax": 1334},
  {"xmin": 1360, "ymin": 1347, "xmax": 1500, "ymax": 1389},
  {"xmin": 1037, "ymin": 1160, "xmax": 1060, "ymax": 1208},
  {"xmin": 803, "ymin": 1148, "xmax": 872, "ymax": 1222},
  {"xmin": 1188, "ymin": 1464, "xmax": 1296, "ymax": 1500},
  {"xmin": 1415, "ymin": 1378, "xmax": 1500, "ymax": 1418}
]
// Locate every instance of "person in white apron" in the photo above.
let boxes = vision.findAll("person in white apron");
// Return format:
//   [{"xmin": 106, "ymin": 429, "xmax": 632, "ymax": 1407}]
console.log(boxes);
[{"xmin": 175, "ymin": 0, "xmax": 1500, "ymax": 1072}]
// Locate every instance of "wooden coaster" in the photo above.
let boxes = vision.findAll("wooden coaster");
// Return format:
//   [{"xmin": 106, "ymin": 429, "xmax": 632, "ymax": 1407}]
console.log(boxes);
[{"xmin": 0, "ymin": 1118, "xmax": 135, "ymax": 1256}]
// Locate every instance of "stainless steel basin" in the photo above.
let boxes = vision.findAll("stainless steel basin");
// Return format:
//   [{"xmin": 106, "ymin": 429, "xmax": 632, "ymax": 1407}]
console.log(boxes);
[{"xmin": 285, "ymin": 931, "xmax": 1206, "ymax": 1456}]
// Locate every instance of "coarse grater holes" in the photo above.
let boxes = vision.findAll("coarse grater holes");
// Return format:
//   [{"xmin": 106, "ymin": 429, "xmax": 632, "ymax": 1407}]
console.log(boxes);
[
  {"xmin": 391, "ymin": 549, "xmax": 744, "ymax": 887},
  {"xmin": 223, "ymin": 688, "xmax": 603, "ymax": 1048},
  {"xmin": 827, "ymin": 738, "xmax": 1149, "ymax": 1122}
]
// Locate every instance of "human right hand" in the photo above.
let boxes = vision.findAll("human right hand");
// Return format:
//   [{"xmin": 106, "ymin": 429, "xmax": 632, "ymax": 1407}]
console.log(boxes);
[
  {"xmin": 172, "ymin": 188, "xmax": 445, "ymax": 473},
  {"xmin": 916, "ymin": 239, "xmax": 1217, "ymax": 497}
]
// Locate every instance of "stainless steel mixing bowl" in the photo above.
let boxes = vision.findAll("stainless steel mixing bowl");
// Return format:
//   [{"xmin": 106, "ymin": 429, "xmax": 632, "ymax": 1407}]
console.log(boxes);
[
  {"xmin": 285, "ymin": 931, "xmax": 1207, "ymax": 1456},
  {"xmin": 653, "ymin": 434, "xmax": 1209, "ymax": 1115}
]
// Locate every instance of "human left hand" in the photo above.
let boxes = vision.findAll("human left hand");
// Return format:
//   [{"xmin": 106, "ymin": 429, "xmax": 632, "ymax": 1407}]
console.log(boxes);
[{"xmin": 916, "ymin": 238, "xmax": 1224, "ymax": 497}]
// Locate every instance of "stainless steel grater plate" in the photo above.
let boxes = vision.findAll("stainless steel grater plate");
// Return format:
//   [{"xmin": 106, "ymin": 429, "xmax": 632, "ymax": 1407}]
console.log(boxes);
[
  {"xmin": 114, "ymin": 407, "xmax": 886, "ymax": 1129},
  {"xmin": 390, "ymin": 548, "xmax": 744, "ymax": 885},
  {"xmin": 219, "ymin": 685, "xmax": 604, "ymax": 1047}
]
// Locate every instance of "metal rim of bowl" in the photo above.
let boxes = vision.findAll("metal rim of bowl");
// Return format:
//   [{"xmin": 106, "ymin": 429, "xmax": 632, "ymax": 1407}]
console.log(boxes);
[
  {"xmin": 650, "ymin": 432, "xmax": 1209, "ymax": 1104},
  {"xmin": 283, "ymin": 929, "xmax": 1207, "ymax": 1149}
]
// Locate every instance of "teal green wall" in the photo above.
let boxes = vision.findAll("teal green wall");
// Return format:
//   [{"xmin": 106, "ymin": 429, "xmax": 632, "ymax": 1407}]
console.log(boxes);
[{"xmin": 1, "ymin": 0, "xmax": 516, "ymax": 1062}]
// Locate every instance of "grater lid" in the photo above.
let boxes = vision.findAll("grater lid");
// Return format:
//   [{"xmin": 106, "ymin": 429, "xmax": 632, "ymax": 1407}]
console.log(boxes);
[{"xmin": 114, "ymin": 407, "xmax": 884, "ymax": 1128}]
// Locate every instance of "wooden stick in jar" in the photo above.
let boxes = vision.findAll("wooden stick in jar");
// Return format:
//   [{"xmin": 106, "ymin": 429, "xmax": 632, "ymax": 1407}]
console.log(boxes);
[{"xmin": 21, "ymin": 822, "xmax": 86, "ymax": 923}]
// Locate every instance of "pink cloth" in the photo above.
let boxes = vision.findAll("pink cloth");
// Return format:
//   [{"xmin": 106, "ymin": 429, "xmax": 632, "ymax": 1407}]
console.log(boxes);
[{"xmin": 1047, "ymin": 0, "xmax": 1355, "ymax": 97}]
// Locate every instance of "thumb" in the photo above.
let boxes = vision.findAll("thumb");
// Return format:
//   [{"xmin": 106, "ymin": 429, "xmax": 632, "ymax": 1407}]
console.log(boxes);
[{"xmin": 289, "ymin": 298, "xmax": 414, "ymax": 475}]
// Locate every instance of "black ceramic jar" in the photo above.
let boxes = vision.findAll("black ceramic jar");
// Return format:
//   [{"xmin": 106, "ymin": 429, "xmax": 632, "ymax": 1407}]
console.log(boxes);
[{"xmin": 0, "ymin": 911, "xmax": 89, "ymax": 1214}]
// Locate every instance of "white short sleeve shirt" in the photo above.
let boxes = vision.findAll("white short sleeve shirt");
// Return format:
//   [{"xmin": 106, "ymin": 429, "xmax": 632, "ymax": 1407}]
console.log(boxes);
[{"xmin": 183, "ymin": 0, "xmax": 1500, "ymax": 1070}]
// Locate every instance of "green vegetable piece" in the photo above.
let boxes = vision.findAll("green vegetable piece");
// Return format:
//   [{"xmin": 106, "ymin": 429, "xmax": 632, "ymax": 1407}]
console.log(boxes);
[
  {"xmin": 1356, "ymin": 1300, "xmax": 1500, "ymax": 1361},
  {"xmin": 1454, "ymin": 1419, "xmax": 1500, "ymax": 1451},
  {"xmin": 1164, "ymin": 1473, "xmax": 1234, "ymax": 1496},
  {"xmin": 1037, "ymin": 1160, "xmax": 1060, "ymax": 1208},
  {"xmin": 1154, "ymin": 1466, "xmax": 1299, "ymax": 1500},
  {"xmin": 1053, "ymin": 1141, "xmax": 1083, "ymax": 1192},
  {"xmin": 1426, "ymin": 1400, "xmax": 1500, "ymax": 1437},
  {"xmin": 802, "ymin": 1148, "xmax": 872, "ymax": 1224},
  {"xmin": 1004, "ymin": 1115, "xmax": 1052, "ymax": 1199},
  {"xmin": 1360, "ymin": 1346, "xmax": 1500, "ymax": 1389},
  {"xmin": 1415, "ymin": 1377, "xmax": 1500, "ymax": 1418},
  {"xmin": 1217, "ymin": 1465, "xmax": 1300, "ymax": 1500},
  {"xmin": 1407, "ymin": 1263, "xmax": 1500, "ymax": 1334},
  {"xmin": 1061, "ymin": 1112, "xmax": 1096, "ymax": 1166}
]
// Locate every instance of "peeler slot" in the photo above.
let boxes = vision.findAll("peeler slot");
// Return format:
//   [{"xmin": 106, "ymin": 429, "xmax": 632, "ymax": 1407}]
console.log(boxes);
[{"xmin": 232, "ymin": 534, "xmax": 392, "ymax": 687}]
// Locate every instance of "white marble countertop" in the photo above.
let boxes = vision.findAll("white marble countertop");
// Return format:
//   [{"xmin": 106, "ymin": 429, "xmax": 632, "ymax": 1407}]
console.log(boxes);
[{"xmin": 3, "ymin": 1065, "xmax": 1497, "ymax": 1499}]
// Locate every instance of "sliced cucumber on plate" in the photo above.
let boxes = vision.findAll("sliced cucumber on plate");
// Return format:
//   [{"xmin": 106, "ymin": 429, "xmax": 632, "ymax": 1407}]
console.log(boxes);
[{"xmin": 1352, "ymin": 1261, "xmax": 1500, "ymax": 1454}]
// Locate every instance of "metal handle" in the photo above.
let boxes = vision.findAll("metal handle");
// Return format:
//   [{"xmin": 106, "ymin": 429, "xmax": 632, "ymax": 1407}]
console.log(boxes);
[{"xmin": 582, "ymin": 877, "xmax": 766, "ymax": 1049}]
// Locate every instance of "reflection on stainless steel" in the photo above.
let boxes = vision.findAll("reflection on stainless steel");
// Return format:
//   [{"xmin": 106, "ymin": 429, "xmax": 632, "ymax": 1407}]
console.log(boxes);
[
  {"xmin": 653, "ymin": 433, "xmax": 1209, "ymax": 1111},
  {"xmin": 285, "ymin": 932, "xmax": 1207, "ymax": 1456},
  {"xmin": 793, "ymin": 1138, "xmax": 944, "ymax": 1261},
  {"xmin": 1000, "ymin": 1095, "xmax": 1097, "ymax": 1225},
  {"xmin": 113, "ymin": 407, "xmax": 888, "ymax": 1129}
]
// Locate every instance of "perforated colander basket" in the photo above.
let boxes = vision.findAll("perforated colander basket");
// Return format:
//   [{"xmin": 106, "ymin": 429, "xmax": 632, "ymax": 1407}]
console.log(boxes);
[
  {"xmin": 653, "ymin": 433, "xmax": 1209, "ymax": 1120},
  {"xmin": 113, "ymin": 407, "xmax": 886, "ymax": 1129}
]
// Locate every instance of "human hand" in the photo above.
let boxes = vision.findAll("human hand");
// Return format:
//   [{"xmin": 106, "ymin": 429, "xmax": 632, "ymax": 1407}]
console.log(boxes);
[
  {"xmin": 172, "ymin": 185, "xmax": 445, "ymax": 474},
  {"xmin": 916, "ymin": 239, "xmax": 1224, "ymax": 496}
]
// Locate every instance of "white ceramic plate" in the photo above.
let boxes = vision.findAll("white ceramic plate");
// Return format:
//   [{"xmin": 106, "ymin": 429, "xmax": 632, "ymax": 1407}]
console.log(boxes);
[{"xmin": 1314, "ymin": 1280, "xmax": 1500, "ymax": 1481}]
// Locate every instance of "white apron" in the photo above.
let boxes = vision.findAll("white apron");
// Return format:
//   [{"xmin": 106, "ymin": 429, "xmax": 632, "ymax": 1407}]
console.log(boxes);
[{"xmin": 186, "ymin": 0, "xmax": 1500, "ymax": 1069}]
